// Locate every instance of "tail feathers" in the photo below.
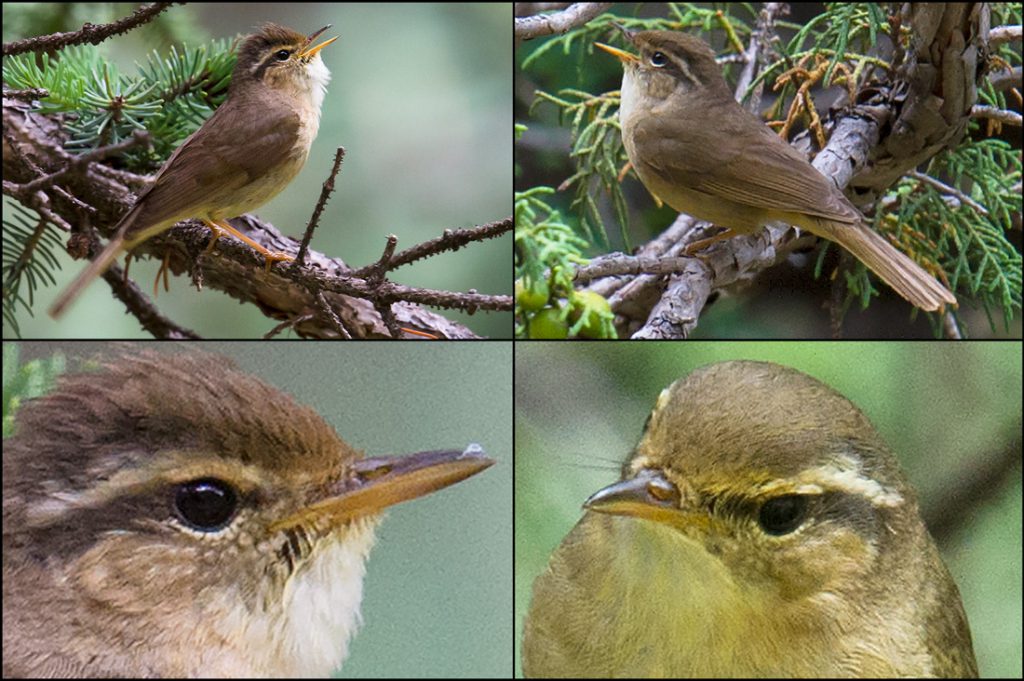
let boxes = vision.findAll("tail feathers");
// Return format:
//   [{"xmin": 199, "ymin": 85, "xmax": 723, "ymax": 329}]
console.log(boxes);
[
  {"xmin": 48, "ymin": 234, "xmax": 127, "ymax": 319},
  {"xmin": 830, "ymin": 223, "xmax": 956, "ymax": 312}
]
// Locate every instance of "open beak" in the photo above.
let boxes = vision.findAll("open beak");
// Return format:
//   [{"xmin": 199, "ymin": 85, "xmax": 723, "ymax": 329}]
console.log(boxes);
[
  {"xmin": 272, "ymin": 444, "xmax": 494, "ymax": 531},
  {"xmin": 595, "ymin": 22, "xmax": 640, "ymax": 64},
  {"xmin": 300, "ymin": 24, "xmax": 339, "ymax": 59},
  {"xmin": 594, "ymin": 41, "xmax": 640, "ymax": 64}
]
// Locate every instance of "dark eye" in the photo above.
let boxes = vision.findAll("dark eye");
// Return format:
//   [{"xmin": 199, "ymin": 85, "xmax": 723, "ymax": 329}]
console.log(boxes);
[
  {"xmin": 758, "ymin": 495, "xmax": 809, "ymax": 535},
  {"xmin": 174, "ymin": 478, "xmax": 238, "ymax": 531},
  {"xmin": 650, "ymin": 51, "xmax": 667, "ymax": 67},
  {"xmin": 274, "ymin": 49, "xmax": 291, "ymax": 61}
]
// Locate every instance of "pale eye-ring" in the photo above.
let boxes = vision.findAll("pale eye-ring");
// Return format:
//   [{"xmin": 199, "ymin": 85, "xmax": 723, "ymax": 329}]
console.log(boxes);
[{"xmin": 650, "ymin": 51, "xmax": 667, "ymax": 67}]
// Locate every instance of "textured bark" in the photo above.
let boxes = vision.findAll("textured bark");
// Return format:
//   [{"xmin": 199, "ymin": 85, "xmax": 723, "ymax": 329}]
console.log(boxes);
[{"xmin": 3, "ymin": 98, "xmax": 479, "ymax": 339}]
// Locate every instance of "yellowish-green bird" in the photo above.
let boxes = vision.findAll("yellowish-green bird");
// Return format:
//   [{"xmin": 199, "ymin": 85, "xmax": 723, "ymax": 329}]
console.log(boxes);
[{"xmin": 522, "ymin": 361, "xmax": 977, "ymax": 678}]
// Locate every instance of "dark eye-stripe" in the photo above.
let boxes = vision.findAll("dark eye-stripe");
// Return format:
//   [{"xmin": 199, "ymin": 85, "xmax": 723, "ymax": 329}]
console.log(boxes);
[{"xmin": 253, "ymin": 46, "xmax": 294, "ymax": 79}]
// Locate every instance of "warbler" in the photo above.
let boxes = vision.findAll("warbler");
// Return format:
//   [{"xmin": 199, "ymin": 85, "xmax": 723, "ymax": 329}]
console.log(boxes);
[
  {"xmin": 3, "ymin": 349, "xmax": 494, "ymax": 677},
  {"xmin": 522, "ymin": 360, "xmax": 977, "ymax": 678}
]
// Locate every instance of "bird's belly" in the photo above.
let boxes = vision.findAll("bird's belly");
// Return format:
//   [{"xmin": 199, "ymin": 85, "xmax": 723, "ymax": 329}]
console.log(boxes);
[{"xmin": 210, "ymin": 146, "xmax": 312, "ymax": 220}]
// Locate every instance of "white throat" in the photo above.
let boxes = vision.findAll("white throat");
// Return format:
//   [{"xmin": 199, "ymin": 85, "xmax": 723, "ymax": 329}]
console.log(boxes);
[
  {"xmin": 206, "ymin": 518, "xmax": 380, "ymax": 677},
  {"xmin": 304, "ymin": 54, "xmax": 331, "ymax": 123}
]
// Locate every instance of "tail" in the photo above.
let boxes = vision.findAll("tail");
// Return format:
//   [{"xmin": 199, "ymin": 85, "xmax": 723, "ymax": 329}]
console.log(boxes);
[
  {"xmin": 826, "ymin": 222, "xmax": 956, "ymax": 312},
  {"xmin": 48, "ymin": 233, "xmax": 127, "ymax": 319}
]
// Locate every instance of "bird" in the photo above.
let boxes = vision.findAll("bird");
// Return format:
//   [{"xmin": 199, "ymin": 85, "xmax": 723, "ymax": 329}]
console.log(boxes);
[
  {"xmin": 522, "ymin": 360, "xmax": 977, "ymax": 678},
  {"xmin": 48, "ymin": 23, "xmax": 337, "ymax": 318},
  {"xmin": 3, "ymin": 349, "xmax": 493, "ymax": 677},
  {"xmin": 596, "ymin": 29, "xmax": 957, "ymax": 312}
]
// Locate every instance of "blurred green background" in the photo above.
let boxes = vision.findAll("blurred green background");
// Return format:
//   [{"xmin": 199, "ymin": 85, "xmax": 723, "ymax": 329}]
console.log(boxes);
[
  {"xmin": 4, "ymin": 3, "xmax": 511, "ymax": 338},
  {"xmin": 8, "ymin": 341, "xmax": 512, "ymax": 678},
  {"xmin": 515, "ymin": 342, "xmax": 1022, "ymax": 678}
]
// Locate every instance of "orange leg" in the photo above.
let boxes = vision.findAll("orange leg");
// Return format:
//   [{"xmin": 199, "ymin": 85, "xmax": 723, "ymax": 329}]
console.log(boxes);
[
  {"xmin": 617, "ymin": 161, "xmax": 633, "ymax": 183},
  {"xmin": 123, "ymin": 248, "xmax": 169, "ymax": 298},
  {"xmin": 400, "ymin": 327, "xmax": 438, "ymax": 339},
  {"xmin": 203, "ymin": 219, "xmax": 294, "ymax": 272},
  {"xmin": 153, "ymin": 250, "xmax": 172, "ymax": 296}
]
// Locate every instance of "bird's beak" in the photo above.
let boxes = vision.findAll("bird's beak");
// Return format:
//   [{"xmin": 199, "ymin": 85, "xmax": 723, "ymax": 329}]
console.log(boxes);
[
  {"xmin": 300, "ymin": 25, "xmax": 339, "ymax": 59},
  {"xmin": 584, "ymin": 468, "xmax": 698, "ymax": 528},
  {"xmin": 594, "ymin": 41, "xmax": 639, "ymax": 64},
  {"xmin": 272, "ymin": 444, "xmax": 493, "ymax": 531}
]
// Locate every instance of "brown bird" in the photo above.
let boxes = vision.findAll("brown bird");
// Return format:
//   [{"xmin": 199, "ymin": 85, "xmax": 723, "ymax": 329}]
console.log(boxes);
[
  {"xmin": 596, "ymin": 29, "xmax": 957, "ymax": 312},
  {"xmin": 2, "ymin": 350, "xmax": 493, "ymax": 677},
  {"xmin": 48, "ymin": 24, "xmax": 337, "ymax": 318}
]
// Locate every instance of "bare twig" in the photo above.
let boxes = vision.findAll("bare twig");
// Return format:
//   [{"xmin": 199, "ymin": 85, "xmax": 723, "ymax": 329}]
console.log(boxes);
[
  {"xmin": 293, "ymin": 146, "xmax": 345, "ymax": 269},
  {"xmin": 988, "ymin": 24, "xmax": 1022, "ymax": 47},
  {"xmin": 515, "ymin": 3, "xmax": 612, "ymax": 40},
  {"xmin": 101, "ymin": 262, "xmax": 200, "ymax": 339},
  {"xmin": 3, "ymin": 2, "xmax": 178, "ymax": 56},
  {"xmin": 353, "ymin": 217, "xmax": 512, "ymax": 275},
  {"xmin": 908, "ymin": 170, "xmax": 990, "ymax": 216},
  {"xmin": 971, "ymin": 104, "xmax": 1022, "ymax": 127},
  {"xmin": 314, "ymin": 291, "xmax": 353, "ymax": 339},
  {"xmin": 8, "ymin": 131, "xmax": 150, "ymax": 198},
  {"xmin": 2, "ymin": 87, "xmax": 49, "ymax": 101},
  {"xmin": 573, "ymin": 253, "xmax": 692, "ymax": 284}
]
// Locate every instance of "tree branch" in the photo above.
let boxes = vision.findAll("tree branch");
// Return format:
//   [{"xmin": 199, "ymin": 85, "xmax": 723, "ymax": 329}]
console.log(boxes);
[
  {"xmin": 515, "ymin": 3, "xmax": 612, "ymax": 41},
  {"xmin": 3, "ymin": 89, "xmax": 508, "ymax": 338},
  {"xmin": 2, "ymin": 3, "xmax": 178, "ymax": 57}
]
